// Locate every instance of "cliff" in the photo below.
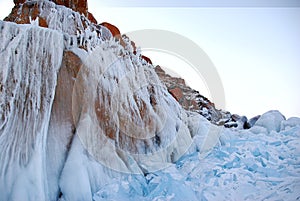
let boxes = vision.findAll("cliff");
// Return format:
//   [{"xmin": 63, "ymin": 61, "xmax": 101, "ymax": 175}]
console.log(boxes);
[{"xmin": 0, "ymin": 0, "xmax": 200, "ymax": 199}]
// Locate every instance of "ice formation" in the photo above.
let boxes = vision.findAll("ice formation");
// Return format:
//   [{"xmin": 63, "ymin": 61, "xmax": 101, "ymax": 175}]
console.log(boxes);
[
  {"xmin": 0, "ymin": 1, "xmax": 299, "ymax": 201},
  {"xmin": 0, "ymin": 20, "xmax": 64, "ymax": 200}
]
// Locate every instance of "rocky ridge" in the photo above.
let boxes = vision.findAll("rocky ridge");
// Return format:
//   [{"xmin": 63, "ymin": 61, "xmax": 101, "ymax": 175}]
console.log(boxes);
[
  {"xmin": 155, "ymin": 66, "xmax": 237, "ymax": 126},
  {"xmin": 5, "ymin": 0, "xmax": 241, "ymax": 128}
]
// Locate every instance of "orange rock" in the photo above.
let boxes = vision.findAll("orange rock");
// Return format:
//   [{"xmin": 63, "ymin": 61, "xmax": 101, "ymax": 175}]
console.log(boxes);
[
  {"xmin": 87, "ymin": 12, "xmax": 97, "ymax": 24},
  {"xmin": 13, "ymin": 0, "xmax": 25, "ymax": 5},
  {"xmin": 5, "ymin": 3, "xmax": 48, "ymax": 27},
  {"xmin": 50, "ymin": 51, "xmax": 81, "ymax": 134},
  {"xmin": 13, "ymin": 0, "xmax": 88, "ymax": 16},
  {"xmin": 100, "ymin": 22, "xmax": 121, "ymax": 38},
  {"xmin": 141, "ymin": 55, "xmax": 152, "ymax": 64},
  {"xmin": 100, "ymin": 22, "xmax": 128, "ymax": 47},
  {"xmin": 54, "ymin": 0, "xmax": 88, "ymax": 16},
  {"xmin": 168, "ymin": 87, "xmax": 183, "ymax": 102}
]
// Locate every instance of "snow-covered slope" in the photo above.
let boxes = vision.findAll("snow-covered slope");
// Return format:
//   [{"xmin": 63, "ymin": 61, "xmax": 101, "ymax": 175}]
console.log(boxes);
[{"xmin": 0, "ymin": 1, "xmax": 299, "ymax": 201}]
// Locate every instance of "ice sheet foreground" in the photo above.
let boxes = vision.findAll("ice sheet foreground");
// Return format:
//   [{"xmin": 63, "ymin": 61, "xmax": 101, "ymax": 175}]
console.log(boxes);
[{"xmin": 91, "ymin": 111, "xmax": 300, "ymax": 201}]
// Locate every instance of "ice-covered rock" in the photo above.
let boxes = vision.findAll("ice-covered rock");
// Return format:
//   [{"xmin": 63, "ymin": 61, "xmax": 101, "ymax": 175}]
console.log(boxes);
[
  {"xmin": 0, "ymin": 20, "xmax": 64, "ymax": 201},
  {"xmin": 13, "ymin": 0, "xmax": 88, "ymax": 16},
  {"xmin": 5, "ymin": 0, "xmax": 110, "ymax": 38},
  {"xmin": 0, "ymin": 1, "xmax": 197, "ymax": 197}
]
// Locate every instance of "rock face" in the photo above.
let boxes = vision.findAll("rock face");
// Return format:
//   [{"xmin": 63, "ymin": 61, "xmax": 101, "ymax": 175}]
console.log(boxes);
[{"xmin": 46, "ymin": 51, "xmax": 81, "ymax": 200}]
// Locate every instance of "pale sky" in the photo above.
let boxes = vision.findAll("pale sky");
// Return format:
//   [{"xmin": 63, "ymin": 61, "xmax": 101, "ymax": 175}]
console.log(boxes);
[{"xmin": 1, "ymin": 0, "xmax": 299, "ymax": 118}]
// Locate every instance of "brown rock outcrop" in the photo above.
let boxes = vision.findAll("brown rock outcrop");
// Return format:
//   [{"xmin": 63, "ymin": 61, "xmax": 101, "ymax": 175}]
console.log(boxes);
[
  {"xmin": 141, "ymin": 55, "xmax": 152, "ymax": 64},
  {"xmin": 87, "ymin": 12, "xmax": 97, "ymax": 24},
  {"xmin": 100, "ymin": 22, "xmax": 126, "ymax": 47},
  {"xmin": 155, "ymin": 66, "xmax": 236, "ymax": 125},
  {"xmin": 13, "ymin": 0, "xmax": 25, "ymax": 4},
  {"xmin": 9, "ymin": 0, "xmax": 93, "ymax": 27},
  {"xmin": 5, "ymin": 2, "xmax": 48, "ymax": 27},
  {"xmin": 168, "ymin": 87, "xmax": 183, "ymax": 102},
  {"xmin": 5, "ymin": 0, "xmax": 106, "ymax": 40},
  {"xmin": 14, "ymin": 0, "xmax": 88, "ymax": 16},
  {"xmin": 54, "ymin": 0, "xmax": 88, "ymax": 15}
]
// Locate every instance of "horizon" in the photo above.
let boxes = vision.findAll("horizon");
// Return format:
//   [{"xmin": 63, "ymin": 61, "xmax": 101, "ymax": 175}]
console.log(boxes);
[{"xmin": 1, "ymin": 0, "xmax": 299, "ymax": 118}]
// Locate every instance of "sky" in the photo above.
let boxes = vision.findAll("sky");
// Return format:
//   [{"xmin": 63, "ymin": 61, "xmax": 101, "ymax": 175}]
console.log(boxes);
[{"xmin": 0, "ymin": 0, "xmax": 299, "ymax": 118}]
